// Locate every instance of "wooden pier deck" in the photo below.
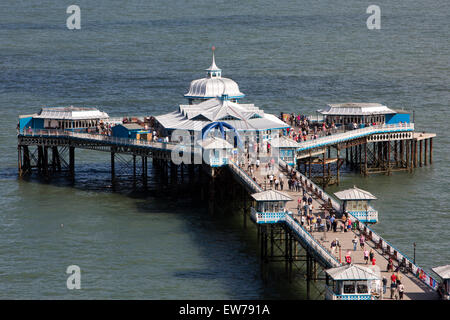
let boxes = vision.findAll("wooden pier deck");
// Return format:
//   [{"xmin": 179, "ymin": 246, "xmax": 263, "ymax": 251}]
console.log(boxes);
[{"xmin": 240, "ymin": 158, "xmax": 438, "ymax": 300}]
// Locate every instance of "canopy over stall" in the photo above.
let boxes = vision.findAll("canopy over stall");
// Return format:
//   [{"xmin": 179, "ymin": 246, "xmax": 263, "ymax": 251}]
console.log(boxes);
[
  {"xmin": 325, "ymin": 264, "xmax": 382, "ymax": 300},
  {"xmin": 270, "ymin": 136, "xmax": 301, "ymax": 166},
  {"xmin": 250, "ymin": 190, "xmax": 293, "ymax": 223},
  {"xmin": 334, "ymin": 186, "xmax": 378, "ymax": 223}
]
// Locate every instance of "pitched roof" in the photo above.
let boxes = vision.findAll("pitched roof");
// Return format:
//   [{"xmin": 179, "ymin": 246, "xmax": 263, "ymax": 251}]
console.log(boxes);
[
  {"xmin": 196, "ymin": 137, "xmax": 233, "ymax": 149},
  {"xmin": 120, "ymin": 123, "xmax": 144, "ymax": 130},
  {"xmin": 251, "ymin": 190, "xmax": 293, "ymax": 202},
  {"xmin": 432, "ymin": 265, "xmax": 450, "ymax": 279},
  {"xmin": 334, "ymin": 186, "xmax": 377, "ymax": 201},
  {"xmin": 326, "ymin": 264, "xmax": 381, "ymax": 280},
  {"xmin": 318, "ymin": 103, "xmax": 397, "ymax": 116},
  {"xmin": 271, "ymin": 136, "xmax": 301, "ymax": 148},
  {"xmin": 34, "ymin": 106, "xmax": 109, "ymax": 120},
  {"xmin": 155, "ymin": 98, "xmax": 289, "ymax": 132}
]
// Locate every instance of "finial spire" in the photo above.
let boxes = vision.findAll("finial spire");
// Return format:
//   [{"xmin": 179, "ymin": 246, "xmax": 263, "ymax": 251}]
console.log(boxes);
[{"xmin": 206, "ymin": 45, "xmax": 221, "ymax": 77}]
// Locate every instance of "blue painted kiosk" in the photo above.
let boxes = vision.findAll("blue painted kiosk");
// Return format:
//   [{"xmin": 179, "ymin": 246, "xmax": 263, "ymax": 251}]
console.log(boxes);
[
  {"xmin": 250, "ymin": 190, "xmax": 293, "ymax": 224},
  {"xmin": 112, "ymin": 123, "xmax": 152, "ymax": 141},
  {"xmin": 271, "ymin": 136, "xmax": 301, "ymax": 166},
  {"xmin": 197, "ymin": 137, "xmax": 233, "ymax": 167},
  {"xmin": 334, "ymin": 186, "xmax": 378, "ymax": 223},
  {"xmin": 325, "ymin": 264, "xmax": 382, "ymax": 300}
]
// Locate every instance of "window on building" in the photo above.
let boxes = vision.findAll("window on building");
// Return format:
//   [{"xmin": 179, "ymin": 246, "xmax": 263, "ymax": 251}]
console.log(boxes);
[
  {"xmin": 343, "ymin": 281, "xmax": 356, "ymax": 294},
  {"xmin": 357, "ymin": 282, "xmax": 369, "ymax": 294}
]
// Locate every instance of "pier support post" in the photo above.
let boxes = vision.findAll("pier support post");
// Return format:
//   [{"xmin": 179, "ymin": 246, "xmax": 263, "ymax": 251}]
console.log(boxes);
[
  {"xmin": 350, "ymin": 146, "xmax": 353, "ymax": 169},
  {"xmin": 18, "ymin": 145, "xmax": 23, "ymax": 177},
  {"xmin": 424, "ymin": 139, "xmax": 428, "ymax": 166},
  {"xmin": 336, "ymin": 147, "xmax": 340, "ymax": 185},
  {"xmin": 364, "ymin": 143, "xmax": 368, "ymax": 176},
  {"xmin": 419, "ymin": 140, "xmax": 423, "ymax": 167},
  {"xmin": 414, "ymin": 140, "xmax": 418, "ymax": 168},
  {"xmin": 69, "ymin": 146, "xmax": 75, "ymax": 178},
  {"xmin": 387, "ymin": 140, "xmax": 391, "ymax": 176},
  {"xmin": 400, "ymin": 140, "xmax": 404, "ymax": 168},
  {"xmin": 429, "ymin": 138, "xmax": 433, "ymax": 164},
  {"xmin": 132, "ymin": 154, "xmax": 136, "ymax": 187},
  {"xmin": 406, "ymin": 140, "xmax": 411, "ymax": 172},
  {"xmin": 243, "ymin": 194, "xmax": 247, "ymax": 229},
  {"xmin": 111, "ymin": 149, "xmax": 115, "ymax": 186},
  {"xmin": 322, "ymin": 152, "xmax": 326, "ymax": 189},
  {"xmin": 23, "ymin": 146, "xmax": 31, "ymax": 175},
  {"xmin": 142, "ymin": 156, "xmax": 147, "ymax": 188}
]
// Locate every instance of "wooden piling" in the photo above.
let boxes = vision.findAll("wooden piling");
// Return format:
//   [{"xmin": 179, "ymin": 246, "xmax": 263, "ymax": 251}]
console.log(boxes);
[
  {"xmin": 69, "ymin": 146, "xmax": 75, "ymax": 177},
  {"xmin": 419, "ymin": 140, "xmax": 423, "ymax": 167},
  {"xmin": 111, "ymin": 149, "xmax": 115, "ymax": 185},
  {"xmin": 424, "ymin": 139, "xmax": 428, "ymax": 166},
  {"xmin": 429, "ymin": 138, "xmax": 433, "ymax": 164}
]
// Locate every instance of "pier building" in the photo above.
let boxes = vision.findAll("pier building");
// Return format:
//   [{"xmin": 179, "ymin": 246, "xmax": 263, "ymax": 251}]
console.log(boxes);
[
  {"xmin": 155, "ymin": 50, "xmax": 289, "ymax": 144},
  {"xmin": 317, "ymin": 103, "xmax": 410, "ymax": 127},
  {"xmin": 324, "ymin": 264, "xmax": 382, "ymax": 300},
  {"xmin": 334, "ymin": 186, "xmax": 378, "ymax": 223},
  {"xmin": 19, "ymin": 106, "xmax": 109, "ymax": 132}
]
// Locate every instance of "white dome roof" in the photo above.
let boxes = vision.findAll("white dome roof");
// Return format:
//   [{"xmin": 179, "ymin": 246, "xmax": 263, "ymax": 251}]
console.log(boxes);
[
  {"xmin": 185, "ymin": 77, "xmax": 245, "ymax": 99},
  {"xmin": 184, "ymin": 48, "xmax": 245, "ymax": 100}
]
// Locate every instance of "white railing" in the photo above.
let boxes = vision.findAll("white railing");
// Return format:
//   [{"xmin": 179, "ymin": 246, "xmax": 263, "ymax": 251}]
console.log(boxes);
[
  {"xmin": 227, "ymin": 160, "xmax": 262, "ymax": 193},
  {"xmin": 280, "ymin": 157, "xmax": 439, "ymax": 290},
  {"xmin": 297, "ymin": 123, "xmax": 414, "ymax": 152},
  {"xmin": 349, "ymin": 207, "xmax": 378, "ymax": 223},
  {"xmin": 250, "ymin": 207, "xmax": 287, "ymax": 224},
  {"xmin": 325, "ymin": 286, "xmax": 374, "ymax": 300},
  {"xmin": 356, "ymin": 221, "xmax": 439, "ymax": 291},
  {"xmin": 284, "ymin": 214, "xmax": 341, "ymax": 268},
  {"xmin": 20, "ymin": 129, "xmax": 179, "ymax": 151}
]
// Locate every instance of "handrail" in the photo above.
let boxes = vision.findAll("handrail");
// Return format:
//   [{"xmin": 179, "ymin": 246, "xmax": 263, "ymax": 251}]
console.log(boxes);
[
  {"xmin": 278, "ymin": 159, "xmax": 439, "ymax": 291},
  {"xmin": 284, "ymin": 214, "xmax": 341, "ymax": 268},
  {"xmin": 356, "ymin": 221, "xmax": 439, "ymax": 291},
  {"xmin": 19, "ymin": 129, "xmax": 181, "ymax": 151},
  {"xmin": 296, "ymin": 123, "xmax": 414, "ymax": 152},
  {"xmin": 227, "ymin": 160, "xmax": 262, "ymax": 193}
]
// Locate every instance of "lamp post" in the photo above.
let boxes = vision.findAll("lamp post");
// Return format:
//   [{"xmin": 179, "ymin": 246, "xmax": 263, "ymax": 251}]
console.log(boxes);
[{"xmin": 413, "ymin": 242, "xmax": 416, "ymax": 264}]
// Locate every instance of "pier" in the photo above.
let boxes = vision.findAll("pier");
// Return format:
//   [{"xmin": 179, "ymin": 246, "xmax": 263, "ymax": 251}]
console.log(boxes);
[
  {"xmin": 16, "ymin": 52, "xmax": 441, "ymax": 300},
  {"xmin": 17, "ymin": 122, "xmax": 439, "ymax": 300}
]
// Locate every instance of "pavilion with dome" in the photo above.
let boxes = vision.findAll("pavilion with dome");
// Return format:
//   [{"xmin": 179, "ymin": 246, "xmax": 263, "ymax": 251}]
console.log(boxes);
[{"xmin": 154, "ymin": 48, "xmax": 289, "ymax": 145}]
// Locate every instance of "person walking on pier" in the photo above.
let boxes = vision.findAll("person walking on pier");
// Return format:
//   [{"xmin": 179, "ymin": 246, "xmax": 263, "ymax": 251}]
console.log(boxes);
[
  {"xmin": 387, "ymin": 258, "xmax": 394, "ymax": 272},
  {"xmin": 398, "ymin": 283, "xmax": 405, "ymax": 300},
  {"xmin": 369, "ymin": 249, "xmax": 375, "ymax": 264},
  {"xmin": 331, "ymin": 238, "xmax": 339, "ymax": 255},
  {"xmin": 359, "ymin": 234, "xmax": 365, "ymax": 250},
  {"xmin": 363, "ymin": 249, "xmax": 369, "ymax": 264},
  {"xmin": 382, "ymin": 276, "xmax": 387, "ymax": 295},
  {"xmin": 390, "ymin": 273, "xmax": 397, "ymax": 299},
  {"xmin": 352, "ymin": 236, "xmax": 358, "ymax": 251}
]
